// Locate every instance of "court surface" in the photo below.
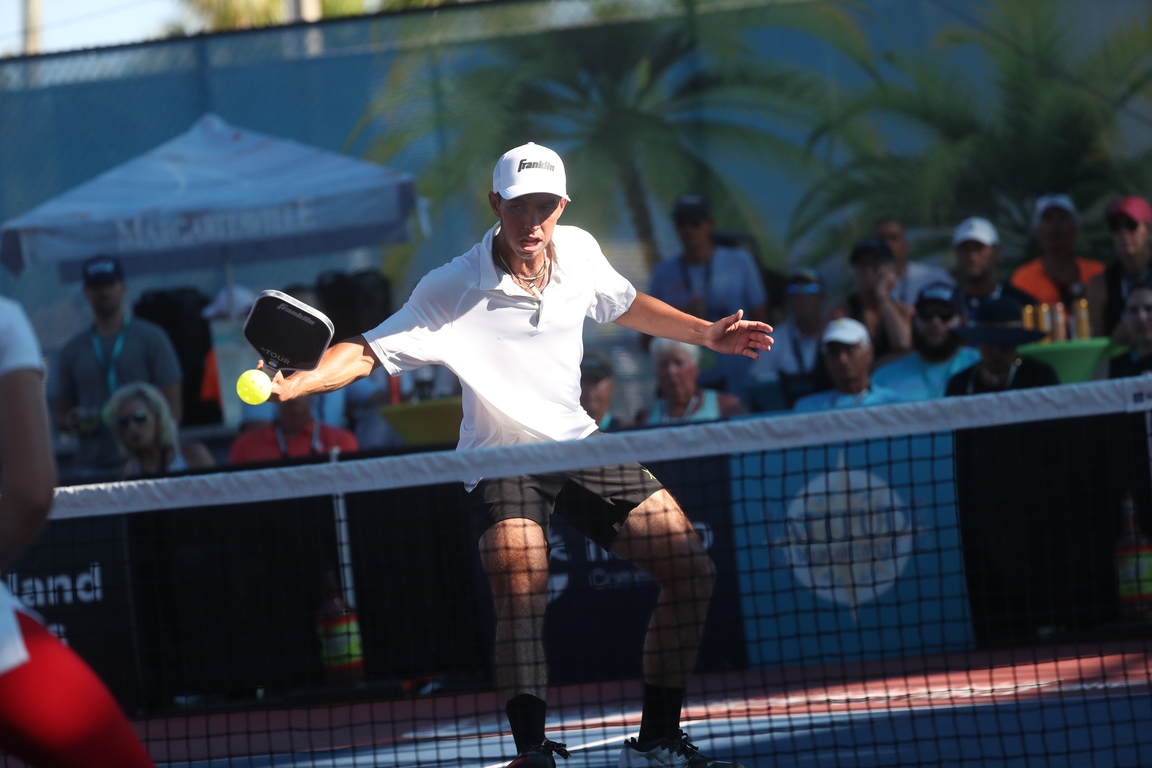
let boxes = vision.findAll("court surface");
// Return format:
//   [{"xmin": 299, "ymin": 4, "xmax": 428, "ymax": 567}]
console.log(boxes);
[{"xmin": 148, "ymin": 641, "xmax": 1152, "ymax": 767}]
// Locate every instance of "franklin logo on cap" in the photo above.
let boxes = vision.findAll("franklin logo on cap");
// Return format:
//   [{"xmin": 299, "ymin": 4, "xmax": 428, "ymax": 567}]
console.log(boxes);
[{"xmin": 492, "ymin": 142, "xmax": 570, "ymax": 201}]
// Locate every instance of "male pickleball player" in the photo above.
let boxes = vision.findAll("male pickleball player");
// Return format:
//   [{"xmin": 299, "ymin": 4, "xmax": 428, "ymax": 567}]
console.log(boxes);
[{"xmin": 263, "ymin": 142, "xmax": 772, "ymax": 768}]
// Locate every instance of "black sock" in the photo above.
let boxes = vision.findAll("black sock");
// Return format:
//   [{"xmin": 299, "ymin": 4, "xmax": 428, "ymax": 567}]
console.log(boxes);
[
  {"xmin": 506, "ymin": 694, "xmax": 547, "ymax": 753},
  {"xmin": 637, "ymin": 683, "xmax": 686, "ymax": 747}
]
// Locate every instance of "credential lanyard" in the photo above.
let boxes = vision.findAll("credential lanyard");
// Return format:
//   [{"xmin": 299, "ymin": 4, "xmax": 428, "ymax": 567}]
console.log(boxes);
[
  {"xmin": 91, "ymin": 317, "xmax": 131, "ymax": 394},
  {"xmin": 274, "ymin": 419, "xmax": 324, "ymax": 458},
  {"xmin": 790, "ymin": 325, "xmax": 814, "ymax": 374},
  {"xmin": 680, "ymin": 257, "xmax": 714, "ymax": 317}
]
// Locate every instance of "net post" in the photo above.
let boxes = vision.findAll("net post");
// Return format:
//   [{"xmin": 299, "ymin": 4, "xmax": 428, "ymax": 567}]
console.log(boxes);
[
  {"xmin": 329, "ymin": 446, "xmax": 357, "ymax": 609},
  {"xmin": 1146, "ymin": 411, "xmax": 1152, "ymax": 501}
]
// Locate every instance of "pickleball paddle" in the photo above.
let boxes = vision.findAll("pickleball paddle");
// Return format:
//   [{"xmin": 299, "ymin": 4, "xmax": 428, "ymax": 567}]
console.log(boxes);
[{"xmin": 237, "ymin": 290, "xmax": 336, "ymax": 404}]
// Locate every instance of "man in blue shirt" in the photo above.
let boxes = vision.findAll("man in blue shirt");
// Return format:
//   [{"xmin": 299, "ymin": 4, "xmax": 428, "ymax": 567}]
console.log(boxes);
[
  {"xmin": 793, "ymin": 318, "xmax": 905, "ymax": 411},
  {"xmin": 872, "ymin": 282, "xmax": 980, "ymax": 401},
  {"xmin": 649, "ymin": 194, "xmax": 768, "ymax": 398}
]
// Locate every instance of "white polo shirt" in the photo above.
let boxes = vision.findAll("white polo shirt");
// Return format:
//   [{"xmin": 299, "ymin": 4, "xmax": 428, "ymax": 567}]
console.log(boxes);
[{"xmin": 364, "ymin": 224, "xmax": 636, "ymax": 450}]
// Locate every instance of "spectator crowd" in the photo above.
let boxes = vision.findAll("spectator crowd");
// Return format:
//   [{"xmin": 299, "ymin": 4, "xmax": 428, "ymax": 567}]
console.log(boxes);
[
  {"xmin": 37, "ymin": 190, "xmax": 1152, "ymax": 480},
  {"xmin": 624, "ymin": 191, "xmax": 1151, "ymax": 420}
]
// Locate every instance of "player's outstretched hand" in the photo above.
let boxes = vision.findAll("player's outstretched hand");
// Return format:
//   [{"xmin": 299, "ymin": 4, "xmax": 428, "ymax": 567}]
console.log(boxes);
[
  {"xmin": 704, "ymin": 309, "xmax": 774, "ymax": 359},
  {"xmin": 255, "ymin": 360, "xmax": 290, "ymax": 402}
]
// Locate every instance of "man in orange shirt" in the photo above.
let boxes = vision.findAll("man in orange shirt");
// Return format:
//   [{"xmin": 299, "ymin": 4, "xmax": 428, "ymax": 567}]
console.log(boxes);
[
  {"xmin": 1010, "ymin": 194, "xmax": 1104, "ymax": 306},
  {"xmin": 228, "ymin": 394, "xmax": 358, "ymax": 464}
]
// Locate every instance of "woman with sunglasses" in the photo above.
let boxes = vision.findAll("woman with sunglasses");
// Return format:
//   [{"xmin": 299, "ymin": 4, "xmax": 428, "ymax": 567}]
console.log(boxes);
[
  {"xmin": 107, "ymin": 382, "xmax": 214, "ymax": 477},
  {"xmin": 1086, "ymin": 196, "xmax": 1152, "ymax": 342},
  {"xmin": 0, "ymin": 296, "xmax": 155, "ymax": 766}
]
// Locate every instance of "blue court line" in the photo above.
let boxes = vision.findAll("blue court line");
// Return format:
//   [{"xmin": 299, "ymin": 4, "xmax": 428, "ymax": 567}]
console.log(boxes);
[{"xmin": 161, "ymin": 692, "xmax": 1152, "ymax": 768}]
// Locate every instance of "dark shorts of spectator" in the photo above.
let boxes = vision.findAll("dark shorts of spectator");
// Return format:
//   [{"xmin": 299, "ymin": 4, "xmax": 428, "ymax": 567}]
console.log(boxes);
[{"xmin": 466, "ymin": 462, "xmax": 665, "ymax": 551}]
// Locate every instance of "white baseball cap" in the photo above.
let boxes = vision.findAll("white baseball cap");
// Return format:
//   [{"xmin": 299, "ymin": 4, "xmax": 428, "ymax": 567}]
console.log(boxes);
[
  {"xmin": 952, "ymin": 217, "xmax": 999, "ymax": 247},
  {"xmin": 821, "ymin": 318, "xmax": 871, "ymax": 348},
  {"xmin": 1032, "ymin": 193, "xmax": 1079, "ymax": 228},
  {"xmin": 492, "ymin": 142, "xmax": 570, "ymax": 201}
]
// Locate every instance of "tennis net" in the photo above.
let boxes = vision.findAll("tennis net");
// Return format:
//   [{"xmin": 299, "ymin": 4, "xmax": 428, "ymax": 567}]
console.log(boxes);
[{"xmin": 11, "ymin": 378, "xmax": 1152, "ymax": 767}]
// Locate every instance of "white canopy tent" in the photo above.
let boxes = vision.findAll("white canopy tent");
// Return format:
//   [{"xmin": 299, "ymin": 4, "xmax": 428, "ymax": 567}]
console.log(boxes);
[{"xmin": 0, "ymin": 113, "xmax": 416, "ymax": 282}]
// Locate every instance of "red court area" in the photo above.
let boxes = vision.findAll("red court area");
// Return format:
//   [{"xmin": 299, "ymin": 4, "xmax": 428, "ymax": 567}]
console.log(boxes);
[{"xmin": 132, "ymin": 639, "xmax": 1152, "ymax": 765}]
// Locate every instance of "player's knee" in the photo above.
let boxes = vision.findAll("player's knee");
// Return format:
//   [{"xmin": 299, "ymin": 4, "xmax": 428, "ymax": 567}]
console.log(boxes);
[{"xmin": 654, "ymin": 540, "xmax": 714, "ymax": 596}]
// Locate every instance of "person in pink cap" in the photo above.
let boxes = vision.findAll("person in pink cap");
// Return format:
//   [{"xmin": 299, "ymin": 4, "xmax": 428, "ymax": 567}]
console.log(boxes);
[{"xmin": 1086, "ymin": 195, "xmax": 1152, "ymax": 341}]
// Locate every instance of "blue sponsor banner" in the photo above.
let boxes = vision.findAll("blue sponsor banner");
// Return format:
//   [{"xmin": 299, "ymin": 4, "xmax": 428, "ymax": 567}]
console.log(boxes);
[{"xmin": 731, "ymin": 432, "xmax": 974, "ymax": 667}]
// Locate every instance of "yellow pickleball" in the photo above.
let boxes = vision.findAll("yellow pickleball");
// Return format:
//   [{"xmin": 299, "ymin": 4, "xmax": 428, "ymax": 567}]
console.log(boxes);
[{"xmin": 236, "ymin": 368, "xmax": 272, "ymax": 406}]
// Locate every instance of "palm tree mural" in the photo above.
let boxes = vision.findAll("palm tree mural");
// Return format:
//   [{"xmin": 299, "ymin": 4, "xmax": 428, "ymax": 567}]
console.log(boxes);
[
  {"xmin": 790, "ymin": 0, "xmax": 1152, "ymax": 263},
  {"xmin": 355, "ymin": 1, "xmax": 872, "ymax": 269}
]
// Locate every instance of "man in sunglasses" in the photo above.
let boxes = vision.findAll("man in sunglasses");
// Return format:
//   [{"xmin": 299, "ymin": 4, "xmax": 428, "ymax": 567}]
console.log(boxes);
[
  {"xmin": 871, "ymin": 283, "xmax": 980, "ymax": 401},
  {"xmin": 648, "ymin": 194, "xmax": 768, "ymax": 397},
  {"xmin": 50, "ymin": 255, "xmax": 184, "ymax": 477},
  {"xmin": 1086, "ymin": 195, "xmax": 1152, "ymax": 342}
]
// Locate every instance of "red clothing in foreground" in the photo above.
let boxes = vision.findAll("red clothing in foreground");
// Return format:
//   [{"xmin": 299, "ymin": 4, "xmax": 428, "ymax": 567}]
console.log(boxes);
[
  {"xmin": 0, "ymin": 613, "xmax": 154, "ymax": 768},
  {"xmin": 228, "ymin": 420, "xmax": 359, "ymax": 464}
]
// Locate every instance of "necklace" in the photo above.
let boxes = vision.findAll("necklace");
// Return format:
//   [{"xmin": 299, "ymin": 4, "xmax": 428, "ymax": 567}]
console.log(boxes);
[
  {"xmin": 496, "ymin": 238, "xmax": 548, "ymax": 287},
  {"xmin": 968, "ymin": 359, "xmax": 1020, "ymax": 394}
]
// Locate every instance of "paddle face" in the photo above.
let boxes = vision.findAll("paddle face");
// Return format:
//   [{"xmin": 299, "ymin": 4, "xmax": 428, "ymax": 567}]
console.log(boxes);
[{"xmin": 242, "ymin": 290, "xmax": 335, "ymax": 372}]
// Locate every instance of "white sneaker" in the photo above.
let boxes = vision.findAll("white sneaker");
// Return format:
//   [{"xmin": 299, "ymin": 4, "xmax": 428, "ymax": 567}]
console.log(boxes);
[{"xmin": 618, "ymin": 732, "xmax": 744, "ymax": 768}]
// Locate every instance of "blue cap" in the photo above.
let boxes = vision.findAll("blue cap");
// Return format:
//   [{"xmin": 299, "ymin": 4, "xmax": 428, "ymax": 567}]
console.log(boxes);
[
  {"xmin": 672, "ymin": 194, "xmax": 711, "ymax": 222},
  {"xmin": 915, "ymin": 281, "xmax": 965, "ymax": 312},
  {"xmin": 82, "ymin": 255, "xmax": 124, "ymax": 286},
  {"xmin": 849, "ymin": 237, "xmax": 894, "ymax": 264}
]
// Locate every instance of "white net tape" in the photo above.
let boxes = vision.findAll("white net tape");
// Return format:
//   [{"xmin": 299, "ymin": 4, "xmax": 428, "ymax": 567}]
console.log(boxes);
[{"xmin": 51, "ymin": 377, "xmax": 1152, "ymax": 519}]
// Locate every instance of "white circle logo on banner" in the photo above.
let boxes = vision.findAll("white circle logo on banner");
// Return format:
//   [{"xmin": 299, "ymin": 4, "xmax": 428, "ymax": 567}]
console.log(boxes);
[{"xmin": 776, "ymin": 461, "xmax": 914, "ymax": 615}]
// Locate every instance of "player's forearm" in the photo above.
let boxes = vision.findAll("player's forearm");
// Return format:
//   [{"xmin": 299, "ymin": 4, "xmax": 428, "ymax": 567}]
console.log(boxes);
[
  {"xmin": 281, "ymin": 337, "xmax": 378, "ymax": 400},
  {"xmin": 615, "ymin": 293, "xmax": 712, "ymax": 346},
  {"xmin": 0, "ymin": 371, "xmax": 57, "ymax": 570}
]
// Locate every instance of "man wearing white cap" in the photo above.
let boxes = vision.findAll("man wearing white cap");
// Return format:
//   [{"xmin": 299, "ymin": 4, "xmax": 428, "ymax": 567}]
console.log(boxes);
[
  {"xmin": 953, "ymin": 217, "xmax": 1037, "ymax": 322},
  {"xmin": 792, "ymin": 318, "xmax": 905, "ymax": 411},
  {"xmin": 1009, "ymin": 194, "xmax": 1104, "ymax": 306},
  {"xmin": 261, "ymin": 142, "xmax": 772, "ymax": 768}
]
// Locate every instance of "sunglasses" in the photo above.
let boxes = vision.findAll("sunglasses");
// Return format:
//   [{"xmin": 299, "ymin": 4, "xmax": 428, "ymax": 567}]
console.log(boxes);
[
  {"xmin": 674, "ymin": 215, "xmax": 708, "ymax": 228},
  {"xmin": 116, "ymin": 409, "xmax": 150, "ymax": 429},
  {"xmin": 1109, "ymin": 216, "xmax": 1140, "ymax": 233},
  {"xmin": 917, "ymin": 308, "xmax": 958, "ymax": 323},
  {"xmin": 786, "ymin": 283, "xmax": 823, "ymax": 295}
]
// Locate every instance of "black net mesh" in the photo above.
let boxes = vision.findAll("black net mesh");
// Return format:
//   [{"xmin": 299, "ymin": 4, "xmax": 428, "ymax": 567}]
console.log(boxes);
[{"xmin": 8, "ymin": 385, "xmax": 1152, "ymax": 766}]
